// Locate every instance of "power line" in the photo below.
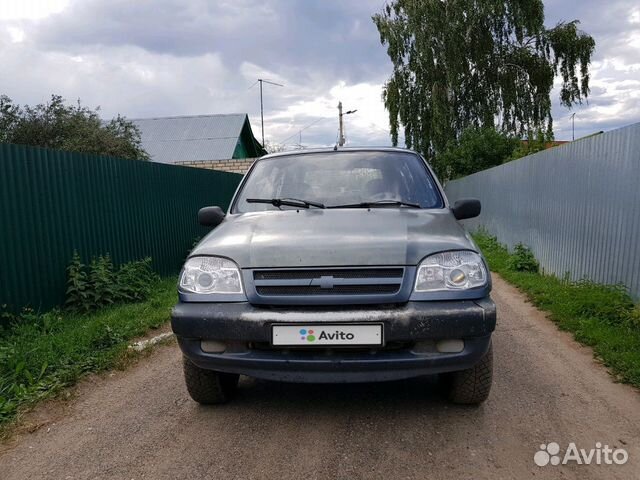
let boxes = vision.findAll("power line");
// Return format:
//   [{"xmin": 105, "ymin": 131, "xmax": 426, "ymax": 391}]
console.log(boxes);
[
  {"xmin": 278, "ymin": 117, "xmax": 332, "ymax": 144},
  {"xmin": 368, "ymin": 123, "xmax": 406, "ymax": 145}
]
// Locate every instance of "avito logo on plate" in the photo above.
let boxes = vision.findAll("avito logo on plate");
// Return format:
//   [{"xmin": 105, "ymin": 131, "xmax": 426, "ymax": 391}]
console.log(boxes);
[
  {"xmin": 272, "ymin": 324, "xmax": 383, "ymax": 346},
  {"xmin": 299, "ymin": 329, "xmax": 316, "ymax": 342},
  {"xmin": 300, "ymin": 328, "xmax": 357, "ymax": 342}
]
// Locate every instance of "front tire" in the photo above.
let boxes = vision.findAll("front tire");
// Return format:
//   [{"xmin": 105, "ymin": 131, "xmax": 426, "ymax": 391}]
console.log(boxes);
[
  {"xmin": 443, "ymin": 341, "xmax": 493, "ymax": 405},
  {"xmin": 182, "ymin": 356, "xmax": 239, "ymax": 404}
]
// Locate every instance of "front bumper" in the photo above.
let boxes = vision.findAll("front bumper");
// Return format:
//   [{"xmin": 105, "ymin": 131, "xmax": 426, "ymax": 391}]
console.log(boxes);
[{"xmin": 171, "ymin": 298, "xmax": 496, "ymax": 383}]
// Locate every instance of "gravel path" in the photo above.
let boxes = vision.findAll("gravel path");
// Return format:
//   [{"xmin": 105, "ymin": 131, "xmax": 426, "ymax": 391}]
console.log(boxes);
[{"xmin": 1, "ymin": 274, "xmax": 638, "ymax": 479}]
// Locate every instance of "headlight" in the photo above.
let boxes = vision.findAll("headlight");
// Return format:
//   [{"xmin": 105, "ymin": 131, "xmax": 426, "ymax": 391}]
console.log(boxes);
[
  {"xmin": 414, "ymin": 251, "xmax": 487, "ymax": 292},
  {"xmin": 180, "ymin": 257, "xmax": 243, "ymax": 294}
]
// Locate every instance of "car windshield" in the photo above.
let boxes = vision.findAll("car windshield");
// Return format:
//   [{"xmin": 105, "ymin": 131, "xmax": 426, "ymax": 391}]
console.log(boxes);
[{"xmin": 233, "ymin": 151, "xmax": 443, "ymax": 213}]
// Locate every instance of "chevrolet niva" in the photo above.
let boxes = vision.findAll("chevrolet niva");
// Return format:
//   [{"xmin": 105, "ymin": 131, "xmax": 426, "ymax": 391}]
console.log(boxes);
[{"xmin": 171, "ymin": 148, "xmax": 495, "ymax": 405}]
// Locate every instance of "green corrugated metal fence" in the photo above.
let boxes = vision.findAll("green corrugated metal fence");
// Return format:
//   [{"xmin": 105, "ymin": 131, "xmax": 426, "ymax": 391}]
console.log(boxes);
[{"xmin": 0, "ymin": 143, "xmax": 243, "ymax": 315}]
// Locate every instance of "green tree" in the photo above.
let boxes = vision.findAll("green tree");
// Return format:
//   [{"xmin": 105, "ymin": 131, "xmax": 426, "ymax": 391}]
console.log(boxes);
[
  {"xmin": 0, "ymin": 94, "xmax": 149, "ymax": 160},
  {"xmin": 373, "ymin": 0, "xmax": 595, "ymax": 161},
  {"xmin": 435, "ymin": 127, "xmax": 520, "ymax": 180}
]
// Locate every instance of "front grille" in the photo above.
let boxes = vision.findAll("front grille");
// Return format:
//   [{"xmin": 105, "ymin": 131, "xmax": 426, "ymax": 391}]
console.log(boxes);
[
  {"xmin": 256, "ymin": 284, "xmax": 399, "ymax": 296},
  {"xmin": 252, "ymin": 267, "xmax": 404, "ymax": 297},
  {"xmin": 254, "ymin": 268, "xmax": 404, "ymax": 280}
]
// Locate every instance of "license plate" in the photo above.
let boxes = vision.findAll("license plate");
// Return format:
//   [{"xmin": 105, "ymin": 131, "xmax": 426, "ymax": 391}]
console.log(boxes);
[{"xmin": 272, "ymin": 324, "xmax": 383, "ymax": 346}]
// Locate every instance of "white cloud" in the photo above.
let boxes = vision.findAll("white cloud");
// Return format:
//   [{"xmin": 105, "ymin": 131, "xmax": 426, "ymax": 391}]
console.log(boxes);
[
  {"xmin": 0, "ymin": 0, "xmax": 69, "ymax": 20},
  {"xmin": 6, "ymin": 26, "xmax": 24, "ymax": 42},
  {"xmin": 627, "ymin": 30, "xmax": 640, "ymax": 50},
  {"xmin": 0, "ymin": 40, "xmax": 236, "ymax": 119}
]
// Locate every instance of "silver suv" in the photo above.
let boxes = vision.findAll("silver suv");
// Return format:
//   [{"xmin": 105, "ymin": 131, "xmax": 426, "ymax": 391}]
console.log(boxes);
[{"xmin": 172, "ymin": 148, "xmax": 495, "ymax": 405}]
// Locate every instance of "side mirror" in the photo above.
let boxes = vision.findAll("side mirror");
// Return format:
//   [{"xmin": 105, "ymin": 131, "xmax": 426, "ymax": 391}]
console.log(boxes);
[
  {"xmin": 451, "ymin": 198, "xmax": 481, "ymax": 220},
  {"xmin": 198, "ymin": 206, "xmax": 225, "ymax": 228}
]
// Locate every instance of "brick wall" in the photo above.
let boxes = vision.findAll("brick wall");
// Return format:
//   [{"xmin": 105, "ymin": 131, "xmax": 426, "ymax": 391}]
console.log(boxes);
[{"xmin": 175, "ymin": 158, "xmax": 256, "ymax": 174}]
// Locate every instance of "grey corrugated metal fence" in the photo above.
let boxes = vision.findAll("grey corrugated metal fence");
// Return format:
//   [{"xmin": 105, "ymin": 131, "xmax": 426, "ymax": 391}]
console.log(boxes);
[
  {"xmin": 0, "ymin": 143, "xmax": 242, "ymax": 315},
  {"xmin": 445, "ymin": 122, "xmax": 640, "ymax": 299}
]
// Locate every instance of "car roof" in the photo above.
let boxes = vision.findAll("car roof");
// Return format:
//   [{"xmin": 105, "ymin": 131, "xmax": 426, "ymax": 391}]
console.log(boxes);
[{"xmin": 260, "ymin": 146, "xmax": 421, "ymax": 160}]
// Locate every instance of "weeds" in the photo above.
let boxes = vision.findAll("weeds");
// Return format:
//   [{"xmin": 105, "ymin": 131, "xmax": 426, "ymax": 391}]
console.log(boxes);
[
  {"xmin": 64, "ymin": 252, "xmax": 90, "ymax": 313},
  {"xmin": 507, "ymin": 243, "xmax": 539, "ymax": 273},
  {"xmin": 65, "ymin": 253, "xmax": 159, "ymax": 313}
]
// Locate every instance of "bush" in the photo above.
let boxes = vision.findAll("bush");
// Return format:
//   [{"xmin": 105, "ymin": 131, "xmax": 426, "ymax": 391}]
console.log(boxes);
[
  {"xmin": 115, "ymin": 258, "xmax": 157, "ymax": 303},
  {"xmin": 65, "ymin": 252, "xmax": 159, "ymax": 313},
  {"xmin": 0, "ymin": 94, "xmax": 149, "ymax": 161},
  {"xmin": 432, "ymin": 128, "xmax": 520, "ymax": 181},
  {"xmin": 507, "ymin": 243, "xmax": 539, "ymax": 273}
]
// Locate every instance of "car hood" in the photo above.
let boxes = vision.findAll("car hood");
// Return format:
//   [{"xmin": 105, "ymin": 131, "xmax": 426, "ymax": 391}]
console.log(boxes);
[{"xmin": 191, "ymin": 209, "xmax": 477, "ymax": 268}]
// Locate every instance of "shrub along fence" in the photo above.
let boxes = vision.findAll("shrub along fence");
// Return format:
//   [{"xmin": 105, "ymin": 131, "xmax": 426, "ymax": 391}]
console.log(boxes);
[
  {"xmin": 444, "ymin": 122, "xmax": 640, "ymax": 299},
  {"xmin": 0, "ymin": 143, "xmax": 242, "ymax": 317}
]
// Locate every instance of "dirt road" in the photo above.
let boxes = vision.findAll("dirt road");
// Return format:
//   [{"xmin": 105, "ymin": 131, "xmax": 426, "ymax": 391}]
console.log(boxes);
[{"xmin": 1, "ymin": 275, "xmax": 639, "ymax": 479}]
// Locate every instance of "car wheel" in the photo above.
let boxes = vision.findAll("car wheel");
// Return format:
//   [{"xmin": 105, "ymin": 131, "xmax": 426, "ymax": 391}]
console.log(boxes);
[
  {"xmin": 182, "ymin": 356, "xmax": 239, "ymax": 404},
  {"xmin": 443, "ymin": 341, "xmax": 493, "ymax": 405}
]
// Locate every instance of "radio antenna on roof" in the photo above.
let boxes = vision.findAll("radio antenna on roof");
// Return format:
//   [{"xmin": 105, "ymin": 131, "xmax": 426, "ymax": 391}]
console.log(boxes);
[{"xmin": 252, "ymin": 79, "xmax": 284, "ymax": 148}]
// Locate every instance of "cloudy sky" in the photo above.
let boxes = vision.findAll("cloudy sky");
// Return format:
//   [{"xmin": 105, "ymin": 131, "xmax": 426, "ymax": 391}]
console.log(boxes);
[{"xmin": 0, "ymin": 0, "xmax": 638, "ymax": 149}]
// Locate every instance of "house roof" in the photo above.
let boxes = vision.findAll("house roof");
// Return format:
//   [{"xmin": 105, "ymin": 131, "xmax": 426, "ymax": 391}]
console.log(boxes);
[{"xmin": 130, "ymin": 114, "xmax": 265, "ymax": 164}]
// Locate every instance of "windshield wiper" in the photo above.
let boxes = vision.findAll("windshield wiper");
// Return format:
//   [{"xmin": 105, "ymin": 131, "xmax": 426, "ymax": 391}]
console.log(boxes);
[
  {"xmin": 246, "ymin": 197, "xmax": 325, "ymax": 209},
  {"xmin": 327, "ymin": 200, "xmax": 421, "ymax": 209}
]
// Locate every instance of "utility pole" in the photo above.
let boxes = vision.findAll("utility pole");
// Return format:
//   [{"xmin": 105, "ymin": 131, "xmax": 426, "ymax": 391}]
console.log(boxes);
[
  {"xmin": 337, "ymin": 101, "xmax": 357, "ymax": 147},
  {"xmin": 259, "ymin": 80, "xmax": 264, "ymax": 146},
  {"xmin": 255, "ymin": 79, "xmax": 284, "ymax": 147},
  {"xmin": 570, "ymin": 113, "xmax": 576, "ymax": 141},
  {"xmin": 338, "ymin": 101, "xmax": 344, "ymax": 146}
]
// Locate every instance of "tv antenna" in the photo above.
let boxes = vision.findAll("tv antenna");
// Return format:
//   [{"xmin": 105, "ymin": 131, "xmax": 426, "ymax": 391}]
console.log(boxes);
[
  {"xmin": 250, "ymin": 79, "xmax": 284, "ymax": 147},
  {"xmin": 569, "ymin": 112, "xmax": 576, "ymax": 141}
]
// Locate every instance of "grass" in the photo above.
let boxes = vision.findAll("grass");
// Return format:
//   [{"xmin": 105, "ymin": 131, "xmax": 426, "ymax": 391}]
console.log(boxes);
[
  {"xmin": 474, "ymin": 231, "xmax": 640, "ymax": 388},
  {"xmin": 0, "ymin": 277, "xmax": 177, "ymax": 431}
]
